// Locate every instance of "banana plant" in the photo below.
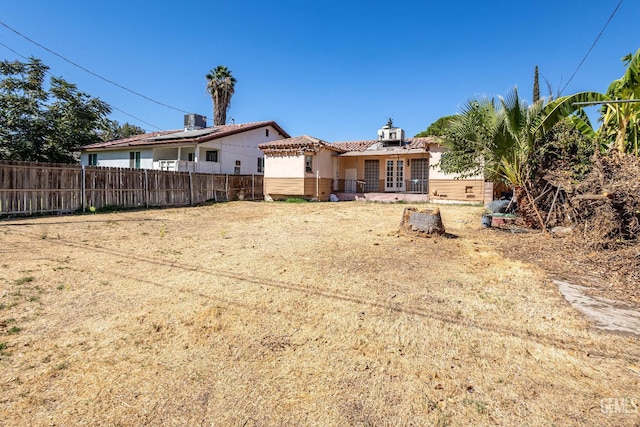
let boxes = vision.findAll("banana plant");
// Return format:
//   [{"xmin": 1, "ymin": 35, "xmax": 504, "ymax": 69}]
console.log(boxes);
[{"xmin": 600, "ymin": 49, "xmax": 640, "ymax": 154}]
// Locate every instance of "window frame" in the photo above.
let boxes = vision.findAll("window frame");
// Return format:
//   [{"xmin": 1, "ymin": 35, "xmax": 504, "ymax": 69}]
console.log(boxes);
[
  {"xmin": 305, "ymin": 154, "xmax": 313, "ymax": 173},
  {"xmin": 205, "ymin": 150, "xmax": 218, "ymax": 162},
  {"xmin": 129, "ymin": 151, "xmax": 141, "ymax": 169}
]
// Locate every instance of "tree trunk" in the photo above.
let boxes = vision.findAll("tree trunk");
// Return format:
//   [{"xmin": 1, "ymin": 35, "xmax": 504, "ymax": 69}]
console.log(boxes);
[
  {"xmin": 514, "ymin": 185, "xmax": 543, "ymax": 229},
  {"xmin": 399, "ymin": 207, "xmax": 445, "ymax": 236}
]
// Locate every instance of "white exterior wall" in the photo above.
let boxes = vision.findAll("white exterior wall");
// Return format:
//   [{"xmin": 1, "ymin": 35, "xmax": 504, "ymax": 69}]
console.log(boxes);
[
  {"xmin": 198, "ymin": 125, "xmax": 284, "ymax": 175},
  {"xmin": 265, "ymin": 154, "xmax": 305, "ymax": 178},
  {"xmin": 80, "ymin": 149, "xmax": 154, "ymax": 169}
]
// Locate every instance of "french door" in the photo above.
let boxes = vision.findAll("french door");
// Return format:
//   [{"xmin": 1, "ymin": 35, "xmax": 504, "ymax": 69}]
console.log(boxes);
[{"xmin": 385, "ymin": 159, "xmax": 404, "ymax": 192}]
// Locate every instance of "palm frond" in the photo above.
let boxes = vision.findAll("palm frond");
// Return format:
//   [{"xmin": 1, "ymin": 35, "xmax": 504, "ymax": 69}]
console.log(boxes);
[{"xmin": 531, "ymin": 91, "xmax": 607, "ymax": 137}]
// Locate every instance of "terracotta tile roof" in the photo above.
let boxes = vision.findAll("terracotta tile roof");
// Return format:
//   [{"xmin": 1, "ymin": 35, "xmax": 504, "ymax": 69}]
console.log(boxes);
[
  {"xmin": 81, "ymin": 121, "xmax": 290, "ymax": 151},
  {"xmin": 259, "ymin": 135, "xmax": 347, "ymax": 153},
  {"xmin": 331, "ymin": 140, "xmax": 378, "ymax": 152},
  {"xmin": 331, "ymin": 136, "xmax": 440, "ymax": 152},
  {"xmin": 405, "ymin": 136, "xmax": 440, "ymax": 149}
]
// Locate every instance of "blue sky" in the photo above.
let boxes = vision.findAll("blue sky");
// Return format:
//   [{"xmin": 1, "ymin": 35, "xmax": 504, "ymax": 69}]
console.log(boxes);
[{"xmin": 1, "ymin": 0, "xmax": 638, "ymax": 141}]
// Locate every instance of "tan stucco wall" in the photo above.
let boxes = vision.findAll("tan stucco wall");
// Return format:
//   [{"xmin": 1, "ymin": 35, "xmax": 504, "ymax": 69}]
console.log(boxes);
[
  {"xmin": 337, "ymin": 153, "xmax": 431, "ymax": 183},
  {"xmin": 310, "ymin": 148, "xmax": 336, "ymax": 178}
]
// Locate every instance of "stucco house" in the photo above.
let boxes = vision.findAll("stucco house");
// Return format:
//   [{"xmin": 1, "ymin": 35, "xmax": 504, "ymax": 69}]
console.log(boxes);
[
  {"xmin": 79, "ymin": 117, "xmax": 290, "ymax": 175},
  {"xmin": 259, "ymin": 135, "xmax": 344, "ymax": 201},
  {"xmin": 259, "ymin": 124, "xmax": 489, "ymax": 203}
]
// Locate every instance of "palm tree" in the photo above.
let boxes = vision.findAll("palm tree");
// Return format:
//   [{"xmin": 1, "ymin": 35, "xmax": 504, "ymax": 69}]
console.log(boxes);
[
  {"xmin": 206, "ymin": 66, "xmax": 236, "ymax": 126},
  {"xmin": 442, "ymin": 87, "xmax": 605, "ymax": 185},
  {"xmin": 440, "ymin": 87, "xmax": 605, "ymax": 227}
]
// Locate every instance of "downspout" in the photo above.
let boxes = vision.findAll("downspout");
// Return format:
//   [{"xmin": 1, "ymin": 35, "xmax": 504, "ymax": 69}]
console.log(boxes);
[{"xmin": 316, "ymin": 170, "xmax": 319, "ymax": 199}]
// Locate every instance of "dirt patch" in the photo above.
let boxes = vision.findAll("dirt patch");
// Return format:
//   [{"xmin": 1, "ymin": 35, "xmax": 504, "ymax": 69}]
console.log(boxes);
[
  {"xmin": 0, "ymin": 202, "xmax": 638, "ymax": 426},
  {"xmin": 492, "ymin": 226, "xmax": 640, "ymax": 308}
]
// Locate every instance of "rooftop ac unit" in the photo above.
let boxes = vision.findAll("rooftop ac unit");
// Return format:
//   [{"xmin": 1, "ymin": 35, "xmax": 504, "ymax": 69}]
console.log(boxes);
[
  {"xmin": 377, "ymin": 126, "xmax": 405, "ymax": 143},
  {"xmin": 184, "ymin": 114, "xmax": 207, "ymax": 130}
]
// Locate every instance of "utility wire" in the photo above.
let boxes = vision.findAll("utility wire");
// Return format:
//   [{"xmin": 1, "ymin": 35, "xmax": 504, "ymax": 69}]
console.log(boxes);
[
  {"xmin": 559, "ymin": 0, "xmax": 624, "ymax": 96},
  {"xmin": 0, "ymin": 20, "xmax": 191, "ymax": 114},
  {"xmin": 0, "ymin": 40, "xmax": 163, "ymax": 131}
]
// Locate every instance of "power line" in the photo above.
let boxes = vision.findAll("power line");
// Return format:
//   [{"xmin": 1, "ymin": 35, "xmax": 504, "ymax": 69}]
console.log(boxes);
[
  {"xmin": 0, "ymin": 20, "xmax": 191, "ymax": 115},
  {"xmin": 0, "ymin": 40, "xmax": 162, "ymax": 131},
  {"xmin": 559, "ymin": 0, "xmax": 624, "ymax": 96},
  {"xmin": 108, "ymin": 106, "xmax": 163, "ymax": 131}
]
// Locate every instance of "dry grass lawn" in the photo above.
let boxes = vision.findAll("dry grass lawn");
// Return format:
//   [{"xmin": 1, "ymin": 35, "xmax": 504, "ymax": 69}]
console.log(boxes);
[{"xmin": 0, "ymin": 201, "xmax": 639, "ymax": 426}]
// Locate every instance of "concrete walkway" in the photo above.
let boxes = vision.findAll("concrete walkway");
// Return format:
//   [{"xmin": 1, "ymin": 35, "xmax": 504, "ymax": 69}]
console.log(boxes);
[{"xmin": 554, "ymin": 280, "xmax": 640, "ymax": 336}]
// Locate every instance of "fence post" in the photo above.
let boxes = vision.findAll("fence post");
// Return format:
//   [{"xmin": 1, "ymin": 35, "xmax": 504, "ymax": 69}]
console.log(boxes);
[
  {"xmin": 189, "ymin": 171, "xmax": 193, "ymax": 206},
  {"xmin": 81, "ymin": 164, "xmax": 86, "ymax": 212},
  {"xmin": 144, "ymin": 169, "xmax": 149, "ymax": 209},
  {"xmin": 252, "ymin": 174, "xmax": 255, "ymax": 200},
  {"xmin": 225, "ymin": 174, "xmax": 229, "ymax": 201}
]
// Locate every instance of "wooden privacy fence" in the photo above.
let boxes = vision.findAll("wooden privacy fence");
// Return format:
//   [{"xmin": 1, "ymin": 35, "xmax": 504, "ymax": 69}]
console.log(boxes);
[{"xmin": 0, "ymin": 161, "xmax": 264, "ymax": 216}]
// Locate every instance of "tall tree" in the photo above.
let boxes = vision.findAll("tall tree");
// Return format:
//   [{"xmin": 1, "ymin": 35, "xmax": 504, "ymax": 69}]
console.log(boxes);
[
  {"xmin": 533, "ymin": 65, "xmax": 540, "ymax": 103},
  {"xmin": 99, "ymin": 119, "xmax": 145, "ymax": 141},
  {"xmin": 414, "ymin": 115, "xmax": 456, "ymax": 137},
  {"xmin": 205, "ymin": 66, "xmax": 236, "ymax": 126},
  {"xmin": 0, "ymin": 57, "xmax": 111, "ymax": 162},
  {"xmin": 0, "ymin": 58, "xmax": 48, "ymax": 160}
]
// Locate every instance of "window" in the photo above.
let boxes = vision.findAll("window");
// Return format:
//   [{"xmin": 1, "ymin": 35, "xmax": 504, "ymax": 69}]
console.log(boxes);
[
  {"xmin": 188, "ymin": 153, "xmax": 195, "ymax": 162},
  {"xmin": 234, "ymin": 160, "xmax": 241, "ymax": 175},
  {"xmin": 265, "ymin": 129, "xmax": 269, "ymax": 137},
  {"xmin": 305, "ymin": 155, "xmax": 313, "ymax": 173},
  {"xmin": 205, "ymin": 150, "xmax": 218, "ymax": 162},
  {"xmin": 257, "ymin": 157, "xmax": 264, "ymax": 173},
  {"xmin": 129, "ymin": 151, "xmax": 141, "ymax": 169},
  {"xmin": 88, "ymin": 153, "xmax": 97, "ymax": 166}
]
